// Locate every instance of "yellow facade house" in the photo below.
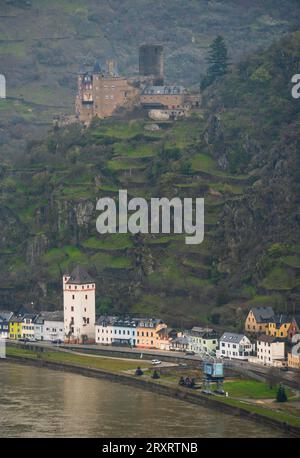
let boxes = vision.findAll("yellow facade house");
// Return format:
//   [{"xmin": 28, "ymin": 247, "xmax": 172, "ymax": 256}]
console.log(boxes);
[
  {"xmin": 266, "ymin": 314, "xmax": 292, "ymax": 339},
  {"xmin": 9, "ymin": 316, "xmax": 23, "ymax": 340},
  {"xmin": 244, "ymin": 307, "xmax": 275, "ymax": 334}
]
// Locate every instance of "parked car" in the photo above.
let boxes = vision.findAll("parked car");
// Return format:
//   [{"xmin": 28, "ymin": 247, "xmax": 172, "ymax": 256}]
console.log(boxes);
[
  {"xmin": 28, "ymin": 338, "xmax": 38, "ymax": 342},
  {"xmin": 51, "ymin": 339, "xmax": 63, "ymax": 344},
  {"xmin": 151, "ymin": 359, "xmax": 161, "ymax": 365},
  {"xmin": 185, "ymin": 350, "xmax": 195, "ymax": 356},
  {"xmin": 18, "ymin": 338, "xmax": 29, "ymax": 343}
]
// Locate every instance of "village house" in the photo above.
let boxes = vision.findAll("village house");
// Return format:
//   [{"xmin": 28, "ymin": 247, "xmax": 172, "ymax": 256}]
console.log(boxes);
[
  {"xmin": 9, "ymin": 315, "xmax": 23, "ymax": 340},
  {"xmin": 136, "ymin": 318, "xmax": 167, "ymax": 349},
  {"xmin": 63, "ymin": 266, "xmax": 96, "ymax": 344},
  {"xmin": 34, "ymin": 315, "xmax": 44, "ymax": 341},
  {"xmin": 34, "ymin": 312, "xmax": 64, "ymax": 342},
  {"xmin": 95, "ymin": 316, "xmax": 116, "ymax": 345},
  {"xmin": 254, "ymin": 335, "xmax": 285, "ymax": 367},
  {"xmin": 0, "ymin": 312, "xmax": 13, "ymax": 339},
  {"xmin": 266, "ymin": 314, "xmax": 292, "ymax": 339},
  {"xmin": 170, "ymin": 335, "xmax": 189, "ymax": 352},
  {"xmin": 287, "ymin": 315, "xmax": 300, "ymax": 341},
  {"xmin": 96, "ymin": 316, "xmax": 172, "ymax": 349},
  {"xmin": 156, "ymin": 328, "xmax": 179, "ymax": 351},
  {"xmin": 21, "ymin": 313, "xmax": 38, "ymax": 340},
  {"xmin": 186, "ymin": 327, "xmax": 218, "ymax": 356},
  {"xmin": 95, "ymin": 316, "xmax": 137, "ymax": 347},
  {"xmin": 288, "ymin": 334, "xmax": 300, "ymax": 369},
  {"xmin": 216, "ymin": 332, "xmax": 253, "ymax": 360},
  {"xmin": 110, "ymin": 318, "xmax": 137, "ymax": 347},
  {"xmin": 244, "ymin": 306, "xmax": 275, "ymax": 334}
]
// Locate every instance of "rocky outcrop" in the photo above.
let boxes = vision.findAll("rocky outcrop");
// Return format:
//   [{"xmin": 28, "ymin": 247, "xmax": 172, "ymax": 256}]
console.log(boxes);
[{"xmin": 26, "ymin": 234, "xmax": 49, "ymax": 265}]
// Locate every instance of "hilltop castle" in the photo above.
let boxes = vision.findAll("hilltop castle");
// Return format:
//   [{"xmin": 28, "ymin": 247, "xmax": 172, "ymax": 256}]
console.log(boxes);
[{"xmin": 75, "ymin": 45, "xmax": 200, "ymax": 125}]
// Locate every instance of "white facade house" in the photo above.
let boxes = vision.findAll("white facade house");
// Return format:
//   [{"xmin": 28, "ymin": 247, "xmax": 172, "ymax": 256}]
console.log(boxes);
[
  {"xmin": 95, "ymin": 316, "xmax": 116, "ymax": 345},
  {"xmin": 95, "ymin": 316, "xmax": 137, "ymax": 347},
  {"xmin": 63, "ymin": 266, "xmax": 96, "ymax": 343},
  {"xmin": 111, "ymin": 319, "xmax": 137, "ymax": 346},
  {"xmin": 34, "ymin": 316, "xmax": 44, "ymax": 341},
  {"xmin": 216, "ymin": 332, "xmax": 253, "ymax": 360},
  {"xmin": 0, "ymin": 312, "xmax": 13, "ymax": 339},
  {"xmin": 42, "ymin": 312, "xmax": 64, "ymax": 341},
  {"xmin": 22, "ymin": 314, "xmax": 37, "ymax": 339},
  {"xmin": 255, "ymin": 335, "xmax": 285, "ymax": 366}
]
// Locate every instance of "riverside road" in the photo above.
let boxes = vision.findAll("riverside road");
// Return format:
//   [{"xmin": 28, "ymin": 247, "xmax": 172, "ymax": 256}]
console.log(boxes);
[{"xmin": 8, "ymin": 340, "xmax": 300, "ymax": 390}]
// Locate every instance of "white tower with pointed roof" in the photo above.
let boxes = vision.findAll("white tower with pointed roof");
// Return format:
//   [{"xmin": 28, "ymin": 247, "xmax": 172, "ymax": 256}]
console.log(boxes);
[{"xmin": 63, "ymin": 266, "xmax": 96, "ymax": 343}]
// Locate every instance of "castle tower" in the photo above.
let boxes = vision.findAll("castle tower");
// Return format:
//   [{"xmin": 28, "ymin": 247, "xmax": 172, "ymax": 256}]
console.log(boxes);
[
  {"xmin": 139, "ymin": 44, "xmax": 164, "ymax": 85},
  {"xmin": 106, "ymin": 59, "xmax": 117, "ymax": 77},
  {"xmin": 63, "ymin": 266, "xmax": 96, "ymax": 344}
]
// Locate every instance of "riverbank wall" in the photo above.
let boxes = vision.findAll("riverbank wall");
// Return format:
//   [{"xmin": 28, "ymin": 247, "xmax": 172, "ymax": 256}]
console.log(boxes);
[{"xmin": 2, "ymin": 355, "xmax": 299, "ymax": 437}]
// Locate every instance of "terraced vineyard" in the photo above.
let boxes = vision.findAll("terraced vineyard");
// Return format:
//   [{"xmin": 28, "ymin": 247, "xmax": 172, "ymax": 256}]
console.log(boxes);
[{"xmin": 1, "ymin": 30, "xmax": 299, "ymax": 327}]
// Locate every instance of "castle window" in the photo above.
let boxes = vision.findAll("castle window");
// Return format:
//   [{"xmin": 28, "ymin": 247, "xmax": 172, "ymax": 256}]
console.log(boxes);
[
  {"xmin": 72, "ymin": 295, "xmax": 75, "ymax": 300},
  {"xmin": 85, "ymin": 295, "xmax": 88, "ymax": 300}
]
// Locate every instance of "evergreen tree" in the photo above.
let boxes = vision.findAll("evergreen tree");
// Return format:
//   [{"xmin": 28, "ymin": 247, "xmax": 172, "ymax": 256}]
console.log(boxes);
[
  {"xmin": 201, "ymin": 36, "xmax": 229, "ymax": 90},
  {"xmin": 276, "ymin": 383, "xmax": 287, "ymax": 403}
]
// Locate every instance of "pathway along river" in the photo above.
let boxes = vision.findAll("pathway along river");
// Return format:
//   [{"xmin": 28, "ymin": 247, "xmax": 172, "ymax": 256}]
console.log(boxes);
[{"xmin": 0, "ymin": 362, "xmax": 286, "ymax": 438}]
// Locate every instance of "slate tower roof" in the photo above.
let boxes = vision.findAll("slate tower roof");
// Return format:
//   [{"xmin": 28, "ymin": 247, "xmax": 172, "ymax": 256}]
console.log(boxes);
[{"xmin": 66, "ymin": 266, "xmax": 94, "ymax": 285}]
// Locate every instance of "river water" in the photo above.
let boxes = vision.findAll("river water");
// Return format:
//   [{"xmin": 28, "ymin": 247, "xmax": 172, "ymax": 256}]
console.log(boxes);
[{"xmin": 0, "ymin": 362, "xmax": 285, "ymax": 438}]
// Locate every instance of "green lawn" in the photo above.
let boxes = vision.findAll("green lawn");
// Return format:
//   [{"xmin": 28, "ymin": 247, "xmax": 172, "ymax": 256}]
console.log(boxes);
[
  {"xmin": 223, "ymin": 380, "xmax": 292, "ymax": 399},
  {"xmin": 7, "ymin": 346, "xmax": 148, "ymax": 373},
  {"xmin": 219, "ymin": 397, "xmax": 300, "ymax": 428}
]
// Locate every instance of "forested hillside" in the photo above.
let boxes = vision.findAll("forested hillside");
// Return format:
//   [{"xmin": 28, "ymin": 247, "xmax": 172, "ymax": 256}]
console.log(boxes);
[{"xmin": 0, "ymin": 30, "xmax": 299, "ymax": 329}]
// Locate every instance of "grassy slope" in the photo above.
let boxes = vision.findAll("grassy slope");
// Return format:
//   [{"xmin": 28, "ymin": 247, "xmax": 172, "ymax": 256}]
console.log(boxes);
[{"xmin": 6, "ymin": 346, "xmax": 149, "ymax": 372}]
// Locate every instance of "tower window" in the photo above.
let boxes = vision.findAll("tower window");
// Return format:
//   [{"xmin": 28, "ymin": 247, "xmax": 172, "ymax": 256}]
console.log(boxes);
[{"xmin": 72, "ymin": 295, "xmax": 75, "ymax": 300}]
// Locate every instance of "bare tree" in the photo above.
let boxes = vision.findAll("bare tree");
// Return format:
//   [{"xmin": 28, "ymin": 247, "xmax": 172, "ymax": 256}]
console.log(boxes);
[{"xmin": 266, "ymin": 367, "xmax": 280, "ymax": 390}]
